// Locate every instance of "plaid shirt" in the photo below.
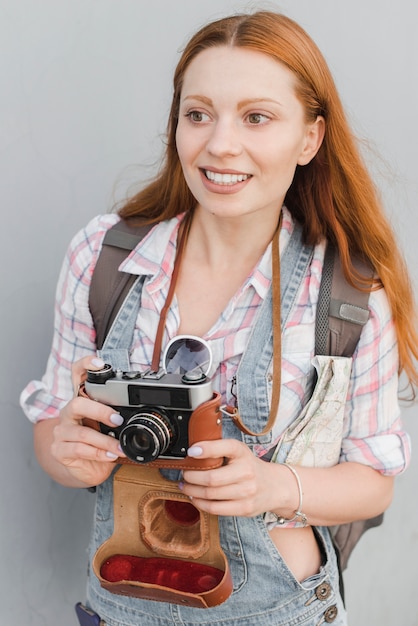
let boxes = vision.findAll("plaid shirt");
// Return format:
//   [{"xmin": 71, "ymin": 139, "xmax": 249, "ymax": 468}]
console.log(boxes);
[{"xmin": 20, "ymin": 207, "xmax": 410, "ymax": 475}]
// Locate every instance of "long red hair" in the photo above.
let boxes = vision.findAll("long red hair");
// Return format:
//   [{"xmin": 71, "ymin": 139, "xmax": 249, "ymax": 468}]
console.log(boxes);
[{"xmin": 119, "ymin": 11, "xmax": 418, "ymax": 389}]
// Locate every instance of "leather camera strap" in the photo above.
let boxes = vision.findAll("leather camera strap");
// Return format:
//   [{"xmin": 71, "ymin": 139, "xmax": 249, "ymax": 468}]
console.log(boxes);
[
  {"xmin": 151, "ymin": 211, "xmax": 282, "ymax": 437},
  {"xmin": 224, "ymin": 224, "xmax": 281, "ymax": 437},
  {"xmin": 150, "ymin": 211, "xmax": 193, "ymax": 373}
]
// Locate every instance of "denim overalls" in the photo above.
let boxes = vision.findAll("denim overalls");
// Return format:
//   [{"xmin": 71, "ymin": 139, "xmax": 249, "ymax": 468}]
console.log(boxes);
[{"xmin": 87, "ymin": 223, "xmax": 347, "ymax": 626}]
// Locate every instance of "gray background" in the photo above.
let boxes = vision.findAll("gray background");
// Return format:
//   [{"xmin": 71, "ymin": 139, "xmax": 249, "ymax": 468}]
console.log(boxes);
[{"xmin": 1, "ymin": 1, "xmax": 417, "ymax": 624}]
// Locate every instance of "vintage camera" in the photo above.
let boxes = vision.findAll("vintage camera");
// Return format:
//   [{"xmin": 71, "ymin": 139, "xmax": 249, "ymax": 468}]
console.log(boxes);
[{"xmin": 84, "ymin": 364, "xmax": 215, "ymax": 464}]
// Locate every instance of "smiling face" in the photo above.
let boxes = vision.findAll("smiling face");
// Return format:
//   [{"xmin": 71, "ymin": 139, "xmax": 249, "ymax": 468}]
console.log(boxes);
[{"xmin": 175, "ymin": 46, "xmax": 324, "ymax": 224}]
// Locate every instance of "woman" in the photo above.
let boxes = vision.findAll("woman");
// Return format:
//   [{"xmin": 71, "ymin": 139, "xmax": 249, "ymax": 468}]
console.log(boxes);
[{"xmin": 21, "ymin": 11, "xmax": 417, "ymax": 626}]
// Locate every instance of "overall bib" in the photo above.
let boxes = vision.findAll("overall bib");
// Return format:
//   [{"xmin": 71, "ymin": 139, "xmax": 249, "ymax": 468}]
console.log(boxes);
[{"xmin": 87, "ymin": 223, "xmax": 347, "ymax": 626}]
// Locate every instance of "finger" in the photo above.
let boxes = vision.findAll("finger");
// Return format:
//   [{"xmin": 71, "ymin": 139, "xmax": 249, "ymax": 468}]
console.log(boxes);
[
  {"xmin": 184, "ymin": 439, "xmax": 254, "ymax": 489},
  {"xmin": 182, "ymin": 462, "xmax": 258, "ymax": 502},
  {"xmin": 60, "ymin": 395, "xmax": 122, "ymax": 430},
  {"xmin": 53, "ymin": 420, "xmax": 123, "ymax": 463},
  {"xmin": 187, "ymin": 438, "xmax": 248, "ymax": 462},
  {"xmin": 58, "ymin": 395, "xmax": 128, "ymax": 465},
  {"xmin": 179, "ymin": 480, "xmax": 258, "ymax": 517},
  {"xmin": 181, "ymin": 474, "xmax": 255, "ymax": 502},
  {"xmin": 55, "ymin": 401, "xmax": 126, "ymax": 462},
  {"xmin": 71, "ymin": 355, "xmax": 106, "ymax": 395},
  {"xmin": 183, "ymin": 496, "xmax": 252, "ymax": 518}
]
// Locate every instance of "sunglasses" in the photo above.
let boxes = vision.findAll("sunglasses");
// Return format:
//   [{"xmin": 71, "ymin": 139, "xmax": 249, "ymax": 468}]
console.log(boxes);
[{"xmin": 162, "ymin": 335, "xmax": 212, "ymax": 380}]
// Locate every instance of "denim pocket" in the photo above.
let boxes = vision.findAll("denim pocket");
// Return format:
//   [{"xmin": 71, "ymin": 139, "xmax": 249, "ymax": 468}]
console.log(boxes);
[
  {"xmin": 94, "ymin": 475, "xmax": 113, "ymax": 522},
  {"xmin": 218, "ymin": 515, "xmax": 247, "ymax": 593}
]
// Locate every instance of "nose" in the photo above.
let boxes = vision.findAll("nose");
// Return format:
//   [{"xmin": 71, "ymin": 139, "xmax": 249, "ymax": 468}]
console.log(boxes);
[{"xmin": 206, "ymin": 118, "xmax": 242, "ymax": 158}]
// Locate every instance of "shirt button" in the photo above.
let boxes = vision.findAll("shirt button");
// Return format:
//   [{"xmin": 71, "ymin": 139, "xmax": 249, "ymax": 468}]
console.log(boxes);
[
  {"xmin": 324, "ymin": 605, "xmax": 338, "ymax": 622},
  {"xmin": 315, "ymin": 582, "xmax": 332, "ymax": 601}
]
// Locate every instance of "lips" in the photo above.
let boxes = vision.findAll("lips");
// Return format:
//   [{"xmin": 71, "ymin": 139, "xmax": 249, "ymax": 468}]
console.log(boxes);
[{"xmin": 202, "ymin": 169, "xmax": 251, "ymax": 186}]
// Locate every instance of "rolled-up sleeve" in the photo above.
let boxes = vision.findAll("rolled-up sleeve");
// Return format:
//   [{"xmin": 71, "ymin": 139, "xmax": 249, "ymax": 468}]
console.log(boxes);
[
  {"xmin": 340, "ymin": 287, "xmax": 411, "ymax": 475},
  {"xmin": 20, "ymin": 214, "xmax": 119, "ymax": 423}
]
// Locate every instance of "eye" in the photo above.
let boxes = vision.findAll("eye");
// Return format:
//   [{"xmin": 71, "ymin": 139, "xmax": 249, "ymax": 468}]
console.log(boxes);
[
  {"xmin": 185, "ymin": 110, "xmax": 210, "ymax": 123},
  {"xmin": 247, "ymin": 112, "xmax": 270, "ymax": 125}
]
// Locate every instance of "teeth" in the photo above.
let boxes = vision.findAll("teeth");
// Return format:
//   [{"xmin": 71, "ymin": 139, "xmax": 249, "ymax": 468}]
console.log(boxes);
[{"xmin": 205, "ymin": 170, "xmax": 249, "ymax": 185}]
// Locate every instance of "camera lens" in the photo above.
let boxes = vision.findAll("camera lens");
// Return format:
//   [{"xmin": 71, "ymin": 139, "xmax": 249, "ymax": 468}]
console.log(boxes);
[{"xmin": 119, "ymin": 410, "xmax": 174, "ymax": 463}]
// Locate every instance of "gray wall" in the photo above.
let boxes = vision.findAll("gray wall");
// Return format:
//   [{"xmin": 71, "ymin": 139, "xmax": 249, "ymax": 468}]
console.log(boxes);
[{"xmin": 1, "ymin": 1, "xmax": 417, "ymax": 624}]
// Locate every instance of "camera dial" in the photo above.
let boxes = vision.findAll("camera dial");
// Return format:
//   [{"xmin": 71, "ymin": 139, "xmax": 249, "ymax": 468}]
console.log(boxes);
[
  {"xmin": 182, "ymin": 370, "xmax": 207, "ymax": 384},
  {"xmin": 86, "ymin": 364, "xmax": 115, "ymax": 384}
]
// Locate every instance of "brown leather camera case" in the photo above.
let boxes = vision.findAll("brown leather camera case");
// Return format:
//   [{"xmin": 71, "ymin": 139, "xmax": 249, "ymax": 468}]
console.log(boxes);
[{"xmin": 93, "ymin": 464, "xmax": 233, "ymax": 608}]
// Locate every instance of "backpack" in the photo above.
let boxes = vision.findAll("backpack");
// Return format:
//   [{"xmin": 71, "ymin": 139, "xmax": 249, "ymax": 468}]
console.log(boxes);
[{"xmin": 88, "ymin": 218, "xmax": 382, "ymax": 581}]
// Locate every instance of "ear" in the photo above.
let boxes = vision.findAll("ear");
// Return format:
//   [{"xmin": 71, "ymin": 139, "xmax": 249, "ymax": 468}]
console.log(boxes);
[{"xmin": 297, "ymin": 116, "xmax": 325, "ymax": 166}]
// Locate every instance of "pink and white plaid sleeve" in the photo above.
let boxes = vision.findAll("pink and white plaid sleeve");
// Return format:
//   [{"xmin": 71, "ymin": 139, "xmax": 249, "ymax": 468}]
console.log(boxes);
[
  {"xmin": 340, "ymin": 287, "xmax": 411, "ymax": 475},
  {"xmin": 20, "ymin": 214, "xmax": 119, "ymax": 423}
]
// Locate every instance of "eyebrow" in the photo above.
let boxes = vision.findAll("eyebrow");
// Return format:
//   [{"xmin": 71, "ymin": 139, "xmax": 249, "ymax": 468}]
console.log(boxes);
[{"xmin": 182, "ymin": 95, "xmax": 284, "ymax": 109}]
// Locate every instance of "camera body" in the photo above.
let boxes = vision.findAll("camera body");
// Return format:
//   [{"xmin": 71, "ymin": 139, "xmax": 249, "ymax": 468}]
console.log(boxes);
[{"xmin": 84, "ymin": 365, "xmax": 219, "ymax": 465}]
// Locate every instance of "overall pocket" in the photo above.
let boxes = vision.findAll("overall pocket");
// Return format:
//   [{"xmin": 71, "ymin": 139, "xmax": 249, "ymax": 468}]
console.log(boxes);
[{"xmin": 218, "ymin": 515, "xmax": 247, "ymax": 593}]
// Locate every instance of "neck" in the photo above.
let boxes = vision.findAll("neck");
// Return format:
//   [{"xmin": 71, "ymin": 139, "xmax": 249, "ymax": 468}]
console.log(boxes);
[{"xmin": 185, "ymin": 207, "xmax": 282, "ymax": 268}]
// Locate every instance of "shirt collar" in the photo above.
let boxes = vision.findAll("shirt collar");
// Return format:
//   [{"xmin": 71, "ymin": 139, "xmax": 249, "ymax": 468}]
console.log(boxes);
[
  {"xmin": 119, "ymin": 215, "xmax": 183, "ymax": 293},
  {"xmin": 118, "ymin": 207, "xmax": 295, "ymax": 300}
]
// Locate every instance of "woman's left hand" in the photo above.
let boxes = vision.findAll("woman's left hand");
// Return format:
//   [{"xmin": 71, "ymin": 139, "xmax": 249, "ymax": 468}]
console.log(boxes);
[
  {"xmin": 180, "ymin": 438, "xmax": 394, "ymax": 525},
  {"xmin": 180, "ymin": 439, "xmax": 279, "ymax": 517}
]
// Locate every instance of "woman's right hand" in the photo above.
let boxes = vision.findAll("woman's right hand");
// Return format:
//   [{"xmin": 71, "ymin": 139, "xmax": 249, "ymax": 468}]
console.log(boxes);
[{"xmin": 37, "ymin": 356, "xmax": 126, "ymax": 488}]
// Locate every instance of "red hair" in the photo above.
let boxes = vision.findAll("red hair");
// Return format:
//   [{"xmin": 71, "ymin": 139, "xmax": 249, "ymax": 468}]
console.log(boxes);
[{"xmin": 119, "ymin": 11, "xmax": 418, "ymax": 389}]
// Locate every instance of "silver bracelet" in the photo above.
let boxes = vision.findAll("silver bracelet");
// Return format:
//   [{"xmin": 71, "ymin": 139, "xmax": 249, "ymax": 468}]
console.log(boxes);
[{"xmin": 269, "ymin": 464, "xmax": 308, "ymax": 527}]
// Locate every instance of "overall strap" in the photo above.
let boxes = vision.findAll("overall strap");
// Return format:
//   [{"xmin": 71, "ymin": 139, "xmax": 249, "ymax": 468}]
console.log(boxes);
[
  {"xmin": 97, "ymin": 275, "xmax": 146, "ymax": 371},
  {"xmin": 236, "ymin": 222, "xmax": 314, "ymax": 443}
]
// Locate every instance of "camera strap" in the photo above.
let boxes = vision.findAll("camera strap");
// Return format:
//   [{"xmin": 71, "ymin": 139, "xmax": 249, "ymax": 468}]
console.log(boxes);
[{"xmin": 150, "ymin": 210, "xmax": 193, "ymax": 373}]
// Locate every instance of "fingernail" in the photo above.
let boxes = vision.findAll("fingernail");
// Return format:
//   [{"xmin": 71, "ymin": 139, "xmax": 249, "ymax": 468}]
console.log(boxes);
[
  {"xmin": 106, "ymin": 451, "xmax": 118, "ymax": 459},
  {"xmin": 91, "ymin": 357, "xmax": 105, "ymax": 368},
  {"xmin": 178, "ymin": 482, "xmax": 184, "ymax": 490},
  {"xmin": 110, "ymin": 413, "xmax": 124, "ymax": 426},
  {"xmin": 187, "ymin": 445, "xmax": 203, "ymax": 457}
]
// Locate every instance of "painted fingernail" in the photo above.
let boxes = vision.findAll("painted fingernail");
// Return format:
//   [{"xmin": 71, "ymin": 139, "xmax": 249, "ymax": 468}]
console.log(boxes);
[
  {"xmin": 187, "ymin": 445, "xmax": 203, "ymax": 457},
  {"xmin": 91, "ymin": 357, "xmax": 105, "ymax": 368},
  {"xmin": 178, "ymin": 482, "xmax": 184, "ymax": 490},
  {"xmin": 110, "ymin": 413, "xmax": 124, "ymax": 426},
  {"xmin": 106, "ymin": 451, "xmax": 118, "ymax": 459}
]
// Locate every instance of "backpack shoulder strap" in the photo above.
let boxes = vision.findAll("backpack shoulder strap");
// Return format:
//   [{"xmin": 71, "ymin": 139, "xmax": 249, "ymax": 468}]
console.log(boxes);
[
  {"xmin": 315, "ymin": 243, "xmax": 382, "ymax": 576},
  {"xmin": 315, "ymin": 242, "xmax": 371, "ymax": 357},
  {"xmin": 89, "ymin": 219, "xmax": 154, "ymax": 350}
]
